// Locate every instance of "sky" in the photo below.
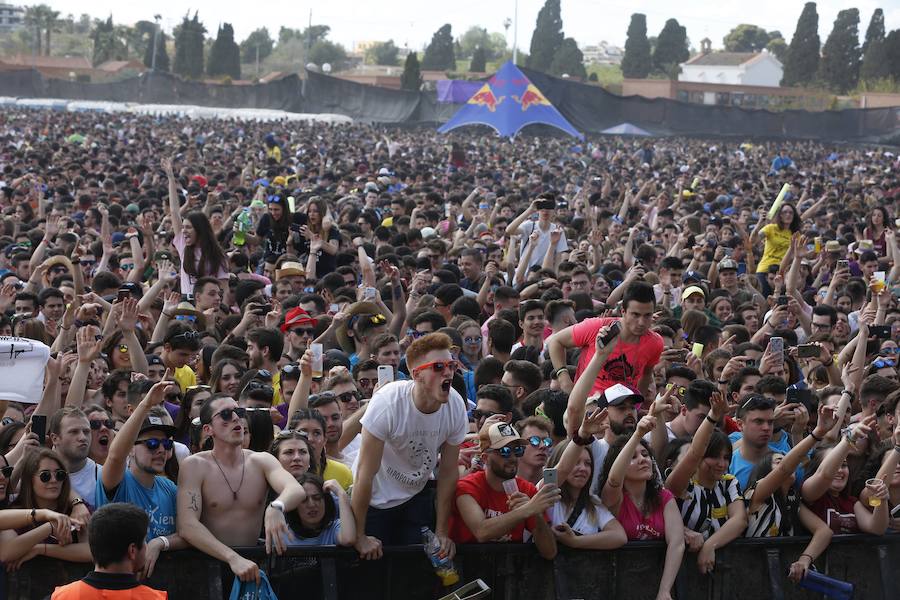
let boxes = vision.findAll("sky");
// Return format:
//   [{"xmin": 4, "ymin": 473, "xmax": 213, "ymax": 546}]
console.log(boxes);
[{"xmin": 38, "ymin": 0, "xmax": 900, "ymax": 53}]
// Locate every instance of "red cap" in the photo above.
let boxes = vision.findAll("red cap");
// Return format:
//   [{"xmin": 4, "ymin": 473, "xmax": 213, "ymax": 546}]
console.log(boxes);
[
  {"xmin": 191, "ymin": 174, "xmax": 208, "ymax": 188},
  {"xmin": 280, "ymin": 307, "xmax": 317, "ymax": 333}
]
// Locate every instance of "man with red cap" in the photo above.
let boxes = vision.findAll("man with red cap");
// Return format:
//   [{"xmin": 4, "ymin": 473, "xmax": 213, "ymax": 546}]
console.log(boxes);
[{"xmin": 281, "ymin": 306, "xmax": 317, "ymax": 362}]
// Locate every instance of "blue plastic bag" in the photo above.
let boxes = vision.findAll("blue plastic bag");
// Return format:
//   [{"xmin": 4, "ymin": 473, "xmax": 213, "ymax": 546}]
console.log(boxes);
[{"xmin": 228, "ymin": 570, "xmax": 278, "ymax": 600}]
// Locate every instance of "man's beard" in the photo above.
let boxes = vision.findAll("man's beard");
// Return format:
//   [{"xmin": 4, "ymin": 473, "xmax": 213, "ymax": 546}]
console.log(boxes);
[{"xmin": 609, "ymin": 420, "xmax": 635, "ymax": 436}]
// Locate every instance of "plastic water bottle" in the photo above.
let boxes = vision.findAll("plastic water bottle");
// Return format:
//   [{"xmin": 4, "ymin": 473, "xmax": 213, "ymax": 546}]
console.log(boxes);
[
  {"xmin": 421, "ymin": 527, "xmax": 459, "ymax": 586},
  {"xmin": 798, "ymin": 570, "xmax": 853, "ymax": 600},
  {"xmin": 234, "ymin": 208, "xmax": 251, "ymax": 246}
]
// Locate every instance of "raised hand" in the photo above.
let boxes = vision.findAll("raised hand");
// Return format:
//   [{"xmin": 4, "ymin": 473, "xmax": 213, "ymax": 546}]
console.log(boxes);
[
  {"xmin": 117, "ymin": 297, "xmax": 139, "ymax": 332},
  {"xmin": 76, "ymin": 325, "xmax": 103, "ymax": 364}
]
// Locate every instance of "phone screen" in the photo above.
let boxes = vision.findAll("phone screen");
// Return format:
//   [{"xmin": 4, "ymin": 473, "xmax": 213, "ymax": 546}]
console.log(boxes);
[{"xmin": 32, "ymin": 415, "xmax": 47, "ymax": 446}]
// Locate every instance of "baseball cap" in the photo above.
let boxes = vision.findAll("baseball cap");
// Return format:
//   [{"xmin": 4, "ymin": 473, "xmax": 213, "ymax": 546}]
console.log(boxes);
[
  {"xmin": 479, "ymin": 421, "xmax": 523, "ymax": 452},
  {"xmin": 138, "ymin": 414, "xmax": 176, "ymax": 438},
  {"xmin": 595, "ymin": 384, "xmax": 644, "ymax": 409},
  {"xmin": 146, "ymin": 354, "xmax": 164, "ymax": 367},
  {"xmin": 681, "ymin": 285, "xmax": 706, "ymax": 301},
  {"xmin": 281, "ymin": 307, "xmax": 317, "ymax": 333},
  {"xmin": 682, "ymin": 270, "xmax": 704, "ymax": 284},
  {"xmin": 718, "ymin": 258, "xmax": 738, "ymax": 271}
]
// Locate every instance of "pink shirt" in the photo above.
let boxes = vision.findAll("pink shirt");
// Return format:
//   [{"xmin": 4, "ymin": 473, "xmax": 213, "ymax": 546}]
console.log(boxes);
[
  {"xmin": 173, "ymin": 231, "xmax": 230, "ymax": 296},
  {"xmin": 571, "ymin": 317, "xmax": 664, "ymax": 396},
  {"xmin": 618, "ymin": 488, "xmax": 674, "ymax": 541}
]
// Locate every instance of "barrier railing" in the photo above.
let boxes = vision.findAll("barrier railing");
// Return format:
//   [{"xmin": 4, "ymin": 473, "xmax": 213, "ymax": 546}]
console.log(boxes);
[{"xmin": 6, "ymin": 534, "xmax": 900, "ymax": 600}]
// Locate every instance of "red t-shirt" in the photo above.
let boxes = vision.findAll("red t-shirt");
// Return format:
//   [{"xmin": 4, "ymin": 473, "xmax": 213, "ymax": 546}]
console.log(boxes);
[
  {"xmin": 618, "ymin": 488, "xmax": 675, "ymax": 541},
  {"xmin": 571, "ymin": 317, "xmax": 664, "ymax": 396},
  {"xmin": 450, "ymin": 471, "xmax": 539, "ymax": 543},
  {"xmin": 806, "ymin": 493, "xmax": 859, "ymax": 534}
]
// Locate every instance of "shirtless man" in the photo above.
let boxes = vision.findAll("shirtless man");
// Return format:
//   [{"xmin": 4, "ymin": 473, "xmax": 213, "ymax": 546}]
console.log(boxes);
[{"xmin": 176, "ymin": 393, "xmax": 306, "ymax": 582}]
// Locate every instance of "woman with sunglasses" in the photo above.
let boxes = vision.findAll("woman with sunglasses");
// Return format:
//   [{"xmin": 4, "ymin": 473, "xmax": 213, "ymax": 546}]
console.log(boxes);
[
  {"xmin": 175, "ymin": 385, "xmax": 213, "ymax": 446},
  {"xmin": 456, "ymin": 320, "xmax": 483, "ymax": 369},
  {"xmin": 0, "ymin": 448, "xmax": 91, "ymax": 567},
  {"xmin": 270, "ymin": 430, "xmax": 318, "ymax": 479},
  {"xmin": 546, "ymin": 440, "xmax": 627, "ymax": 550},
  {"xmin": 248, "ymin": 191, "xmax": 293, "ymax": 258},
  {"xmin": 285, "ymin": 473, "xmax": 356, "ymax": 547}
]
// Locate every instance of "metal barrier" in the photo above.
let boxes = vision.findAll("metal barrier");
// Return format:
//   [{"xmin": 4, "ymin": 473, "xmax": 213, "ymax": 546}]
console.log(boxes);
[{"xmin": 6, "ymin": 535, "xmax": 900, "ymax": 600}]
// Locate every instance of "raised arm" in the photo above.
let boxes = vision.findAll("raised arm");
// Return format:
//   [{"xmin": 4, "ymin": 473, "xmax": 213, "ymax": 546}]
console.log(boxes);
[
  {"xmin": 801, "ymin": 416, "xmax": 873, "ymax": 503},
  {"xmin": 665, "ymin": 392, "xmax": 726, "ymax": 498},
  {"xmin": 601, "ymin": 415, "xmax": 656, "ymax": 513},
  {"xmin": 286, "ymin": 349, "xmax": 313, "ymax": 427},
  {"xmin": 162, "ymin": 157, "xmax": 182, "ymax": 239}
]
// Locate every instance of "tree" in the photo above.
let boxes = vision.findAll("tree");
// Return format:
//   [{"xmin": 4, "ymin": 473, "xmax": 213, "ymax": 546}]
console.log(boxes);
[
  {"xmin": 208, "ymin": 23, "xmax": 241, "ymax": 79},
  {"xmin": 458, "ymin": 26, "xmax": 489, "ymax": 59},
  {"xmin": 653, "ymin": 18, "xmax": 689, "ymax": 77},
  {"xmin": 782, "ymin": 2, "xmax": 820, "ymax": 86},
  {"xmin": 723, "ymin": 24, "xmax": 773, "ymax": 52},
  {"xmin": 549, "ymin": 37, "xmax": 586, "ymax": 79},
  {"xmin": 240, "ymin": 28, "xmax": 274, "ymax": 64},
  {"xmin": 173, "ymin": 12, "xmax": 206, "ymax": 79},
  {"xmin": 91, "ymin": 16, "xmax": 127, "ymax": 66},
  {"xmin": 365, "ymin": 40, "xmax": 400, "ymax": 66},
  {"xmin": 527, "ymin": 0, "xmax": 563, "ymax": 72},
  {"xmin": 818, "ymin": 8, "xmax": 860, "ymax": 93},
  {"xmin": 143, "ymin": 30, "xmax": 170, "ymax": 72},
  {"xmin": 886, "ymin": 30, "xmax": 900, "ymax": 82},
  {"xmin": 766, "ymin": 37, "xmax": 788, "ymax": 61},
  {"xmin": 308, "ymin": 39, "xmax": 348, "ymax": 70},
  {"xmin": 422, "ymin": 24, "xmax": 455, "ymax": 71},
  {"xmin": 621, "ymin": 13, "xmax": 652, "ymax": 78},
  {"xmin": 469, "ymin": 45, "xmax": 486, "ymax": 72},
  {"xmin": 40, "ymin": 6, "xmax": 59, "ymax": 55},
  {"xmin": 860, "ymin": 9, "xmax": 889, "ymax": 84},
  {"xmin": 23, "ymin": 6, "xmax": 44, "ymax": 55},
  {"xmin": 401, "ymin": 51, "xmax": 422, "ymax": 91}
]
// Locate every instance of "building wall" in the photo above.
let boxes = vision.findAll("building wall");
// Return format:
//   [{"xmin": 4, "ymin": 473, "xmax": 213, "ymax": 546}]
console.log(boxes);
[
  {"xmin": 680, "ymin": 64, "xmax": 743, "ymax": 85},
  {"xmin": 621, "ymin": 78, "xmax": 674, "ymax": 99},
  {"xmin": 740, "ymin": 58, "xmax": 783, "ymax": 88},
  {"xmin": 859, "ymin": 92, "xmax": 900, "ymax": 108}
]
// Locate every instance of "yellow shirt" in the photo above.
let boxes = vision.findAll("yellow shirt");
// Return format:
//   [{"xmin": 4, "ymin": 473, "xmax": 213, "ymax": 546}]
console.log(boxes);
[
  {"xmin": 174, "ymin": 365, "xmax": 197, "ymax": 392},
  {"xmin": 271, "ymin": 371, "xmax": 284, "ymax": 406},
  {"xmin": 756, "ymin": 223, "xmax": 792, "ymax": 273},
  {"xmin": 323, "ymin": 459, "xmax": 353, "ymax": 491}
]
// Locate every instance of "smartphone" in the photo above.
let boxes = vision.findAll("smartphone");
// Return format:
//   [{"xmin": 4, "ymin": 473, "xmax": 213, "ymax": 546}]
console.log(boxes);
[
  {"xmin": 117, "ymin": 287, "xmax": 130, "ymax": 302},
  {"xmin": 737, "ymin": 262, "xmax": 747, "ymax": 276},
  {"xmin": 786, "ymin": 388, "xmax": 814, "ymax": 413},
  {"xmin": 32, "ymin": 415, "xmax": 47, "ymax": 446},
  {"xmin": 776, "ymin": 295, "xmax": 789, "ymax": 306},
  {"xmin": 837, "ymin": 259, "xmax": 849, "ymax": 270},
  {"xmin": 250, "ymin": 303, "xmax": 271, "ymax": 316},
  {"xmin": 599, "ymin": 321, "xmax": 620, "ymax": 346},
  {"xmin": 691, "ymin": 342, "xmax": 704, "ymax": 359},
  {"xmin": 723, "ymin": 247, "xmax": 733, "ymax": 257},
  {"xmin": 542, "ymin": 467, "xmax": 558, "ymax": 486},
  {"xmin": 328, "ymin": 303, "xmax": 339, "ymax": 315},
  {"xmin": 364, "ymin": 287, "xmax": 377, "ymax": 301},
  {"xmin": 377, "ymin": 365, "xmax": 394, "ymax": 387},
  {"xmin": 536, "ymin": 200, "xmax": 555, "ymax": 211},
  {"xmin": 770, "ymin": 337, "xmax": 784, "ymax": 359},
  {"xmin": 870, "ymin": 325, "xmax": 891, "ymax": 339},
  {"xmin": 797, "ymin": 344, "xmax": 820, "ymax": 358}
]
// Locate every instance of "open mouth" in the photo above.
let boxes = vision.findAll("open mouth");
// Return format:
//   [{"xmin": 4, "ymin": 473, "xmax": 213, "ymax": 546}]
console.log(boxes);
[
  {"xmin": 98, "ymin": 436, "xmax": 109, "ymax": 447},
  {"xmin": 441, "ymin": 380, "xmax": 452, "ymax": 392}
]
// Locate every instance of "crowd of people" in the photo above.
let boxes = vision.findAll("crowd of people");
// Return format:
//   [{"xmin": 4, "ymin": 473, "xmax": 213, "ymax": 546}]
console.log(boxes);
[{"xmin": 0, "ymin": 107, "xmax": 899, "ymax": 599}]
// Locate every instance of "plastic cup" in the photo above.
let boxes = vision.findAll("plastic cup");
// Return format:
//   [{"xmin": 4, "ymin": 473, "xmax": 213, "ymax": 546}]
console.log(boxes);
[
  {"xmin": 502, "ymin": 479, "xmax": 518, "ymax": 497},
  {"xmin": 310, "ymin": 343, "xmax": 323, "ymax": 378},
  {"xmin": 866, "ymin": 478, "xmax": 882, "ymax": 507}
]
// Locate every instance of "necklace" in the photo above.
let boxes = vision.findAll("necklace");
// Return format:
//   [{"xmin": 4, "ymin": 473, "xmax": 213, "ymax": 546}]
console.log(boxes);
[{"xmin": 211, "ymin": 450, "xmax": 245, "ymax": 501}]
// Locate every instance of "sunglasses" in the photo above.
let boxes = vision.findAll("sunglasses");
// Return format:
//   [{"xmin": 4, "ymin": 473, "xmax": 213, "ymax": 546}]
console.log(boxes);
[
  {"xmin": 267, "ymin": 195, "xmax": 283, "ymax": 204},
  {"xmin": 873, "ymin": 359, "xmax": 896, "ymax": 369},
  {"xmin": 470, "ymin": 409, "xmax": 498, "ymax": 421},
  {"xmin": 209, "ymin": 406, "xmax": 247, "ymax": 423},
  {"xmin": 412, "ymin": 360, "xmax": 458, "ymax": 376},
  {"xmin": 0, "ymin": 466, "xmax": 12, "ymax": 478},
  {"xmin": 38, "ymin": 469, "xmax": 68, "ymax": 483},
  {"xmin": 666, "ymin": 383, "xmax": 687, "ymax": 397},
  {"xmin": 350, "ymin": 313, "xmax": 387, "ymax": 329},
  {"xmin": 187, "ymin": 385, "xmax": 211, "ymax": 392},
  {"xmin": 242, "ymin": 380, "xmax": 274, "ymax": 396},
  {"xmin": 290, "ymin": 328, "xmax": 315, "ymax": 336},
  {"xmin": 89, "ymin": 419, "xmax": 115, "ymax": 430},
  {"xmin": 281, "ymin": 364, "xmax": 300, "ymax": 375},
  {"xmin": 492, "ymin": 445, "xmax": 526, "ymax": 459},
  {"xmin": 117, "ymin": 344, "xmax": 129, "ymax": 353},
  {"xmin": 527, "ymin": 436, "xmax": 553, "ymax": 449},
  {"xmin": 740, "ymin": 395, "xmax": 777, "ymax": 412},
  {"xmin": 406, "ymin": 329, "xmax": 427, "ymax": 339},
  {"xmin": 336, "ymin": 391, "xmax": 360, "ymax": 404},
  {"xmin": 135, "ymin": 438, "xmax": 174, "ymax": 451},
  {"xmin": 257, "ymin": 369, "xmax": 273, "ymax": 380},
  {"xmin": 169, "ymin": 330, "xmax": 201, "ymax": 343},
  {"xmin": 464, "ymin": 336, "xmax": 483, "ymax": 345},
  {"xmin": 356, "ymin": 378, "xmax": 376, "ymax": 387}
]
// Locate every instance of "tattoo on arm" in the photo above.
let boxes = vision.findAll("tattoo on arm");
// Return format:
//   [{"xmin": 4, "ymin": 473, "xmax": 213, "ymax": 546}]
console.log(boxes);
[{"xmin": 188, "ymin": 492, "xmax": 200, "ymax": 512}]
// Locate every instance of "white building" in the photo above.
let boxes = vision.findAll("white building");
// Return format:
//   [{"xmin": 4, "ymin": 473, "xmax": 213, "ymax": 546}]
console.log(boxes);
[
  {"xmin": 679, "ymin": 40, "xmax": 783, "ymax": 88},
  {"xmin": 581, "ymin": 41, "xmax": 624, "ymax": 65},
  {"xmin": 0, "ymin": 3, "xmax": 24, "ymax": 31}
]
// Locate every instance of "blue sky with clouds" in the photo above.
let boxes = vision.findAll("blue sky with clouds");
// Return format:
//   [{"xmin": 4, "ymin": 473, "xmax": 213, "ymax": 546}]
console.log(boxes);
[{"xmin": 40, "ymin": 0, "xmax": 899, "ymax": 53}]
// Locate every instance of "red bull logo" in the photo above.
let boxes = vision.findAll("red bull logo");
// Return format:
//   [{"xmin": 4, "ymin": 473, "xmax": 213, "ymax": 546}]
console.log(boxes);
[
  {"xmin": 467, "ymin": 84, "xmax": 504, "ymax": 112},
  {"xmin": 513, "ymin": 83, "xmax": 551, "ymax": 112}
]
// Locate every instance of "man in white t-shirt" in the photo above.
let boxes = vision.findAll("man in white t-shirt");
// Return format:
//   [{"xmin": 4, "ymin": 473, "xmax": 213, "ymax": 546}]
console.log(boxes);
[
  {"xmin": 49, "ymin": 407, "xmax": 101, "ymax": 510},
  {"xmin": 504, "ymin": 194, "xmax": 569, "ymax": 272},
  {"xmin": 352, "ymin": 333, "xmax": 467, "ymax": 560}
]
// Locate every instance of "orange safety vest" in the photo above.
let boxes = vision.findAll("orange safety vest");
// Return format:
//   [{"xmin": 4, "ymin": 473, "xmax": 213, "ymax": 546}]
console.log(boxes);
[{"xmin": 51, "ymin": 580, "xmax": 168, "ymax": 600}]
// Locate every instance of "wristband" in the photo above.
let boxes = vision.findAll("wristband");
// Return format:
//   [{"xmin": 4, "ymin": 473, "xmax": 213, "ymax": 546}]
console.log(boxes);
[
  {"xmin": 717, "ymin": 380, "xmax": 728, "ymax": 385},
  {"xmin": 572, "ymin": 432, "xmax": 594, "ymax": 447},
  {"xmin": 822, "ymin": 355, "xmax": 834, "ymax": 367},
  {"xmin": 810, "ymin": 431, "xmax": 823, "ymax": 442},
  {"xmin": 894, "ymin": 445, "xmax": 900, "ymax": 455},
  {"xmin": 799, "ymin": 553, "xmax": 813, "ymax": 562},
  {"xmin": 30, "ymin": 508, "xmax": 38, "ymax": 527},
  {"xmin": 555, "ymin": 367, "xmax": 570, "ymax": 379},
  {"xmin": 841, "ymin": 390, "xmax": 855, "ymax": 402},
  {"xmin": 705, "ymin": 414, "xmax": 718, "ymax": 425},
  {"xmin": 158, "ymin": 536, "xmax": 170, "ymax": 551},
  {"xmin": 162, "ymin": 312, "xmax": 175, "ymax": 318}
]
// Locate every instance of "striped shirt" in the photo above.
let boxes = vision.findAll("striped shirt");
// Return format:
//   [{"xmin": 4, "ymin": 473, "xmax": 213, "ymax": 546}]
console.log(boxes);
[
  {"xmin": 744, "ymin": 486, "xmax": 800, "ymax": 538},
  {"xmin": 677, "ymin": 475, "xmax": 742, "ymax": 538}
]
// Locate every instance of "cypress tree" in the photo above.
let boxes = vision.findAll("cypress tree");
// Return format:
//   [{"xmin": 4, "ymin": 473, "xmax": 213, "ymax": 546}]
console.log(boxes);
[
  {"xmin": 527, "ymin": 0, "xmax": 564, "ymax": 72},
  {"xmin": 782, "ymin": 2, "xmax": 820, "ymax": 86},
  {"xmin": 469, "ymin": 46, "xmax": 486, "ymax": 72},
  {"xmin": 652, "ymin": 18, "xmax": 689, "ymax": 77},
  {"xmin": 818, "ymin": 8, "xmax": 861, "ymax": 93},
  {"xmin": 208, "ymin": 23, "xmax": 240, "ymax": 79},
  {"xmin": 887, "ymin": 30, "xmax": 900, "ymax": 82},
  {"xmin": 550, "ymin": 37, "xmax": 586, "ymax": 79},
  {"xmin": 143, "ymin": 31, "xmax": 170, "ymax": 71},
  {"xmin": 401, "ymin": 52, "xmax": 422, "ymax": 91},
  {"xmin": 174, "ymin": 12, "xmax": 206, "ymax": 79},
  {"xmin": 860, "ymin": 9, "xmax": 889, "ymax": 83},
  {"xmin": 621, "ymin": 13, "xmax": 652, "ymax": 78},
  {"xmin": 422, "ymin": 24, "xmax": 456, "ymax": 71}
]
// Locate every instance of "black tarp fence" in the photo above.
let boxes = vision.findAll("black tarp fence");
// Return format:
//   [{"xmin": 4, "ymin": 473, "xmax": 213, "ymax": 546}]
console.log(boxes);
[{"xmin": 1, "ymin": 67, "xmax": 898, "ymax": 141}]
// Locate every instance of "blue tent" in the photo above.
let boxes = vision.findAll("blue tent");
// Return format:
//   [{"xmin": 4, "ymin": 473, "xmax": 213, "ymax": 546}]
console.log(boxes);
[
  {"xmin": 601, "ymin": 122, "xmax": 652, "ymax": 136},
  {"xmin": 438, "ymin": 61, "xmax": 583, "ymax": 139}
]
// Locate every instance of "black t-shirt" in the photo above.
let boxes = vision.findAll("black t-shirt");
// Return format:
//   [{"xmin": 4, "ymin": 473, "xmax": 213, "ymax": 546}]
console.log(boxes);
[{"xmin": 296, "ymin": 224, "xmax": 341, "ymax": 276}]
